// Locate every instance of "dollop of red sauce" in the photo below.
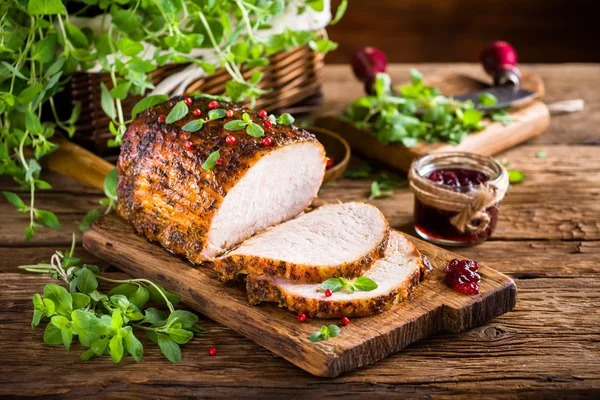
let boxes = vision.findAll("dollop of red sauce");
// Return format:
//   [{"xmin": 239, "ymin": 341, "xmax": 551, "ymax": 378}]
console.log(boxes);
[{"xmin": 444, "ymin": 259, "xmax": 481, "ymax": 295}]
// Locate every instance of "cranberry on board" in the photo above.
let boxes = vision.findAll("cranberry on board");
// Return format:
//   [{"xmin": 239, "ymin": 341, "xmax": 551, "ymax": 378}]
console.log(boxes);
[{"xmin": 444, "ymin": 259, "xmax": 481, "ymax": 295}]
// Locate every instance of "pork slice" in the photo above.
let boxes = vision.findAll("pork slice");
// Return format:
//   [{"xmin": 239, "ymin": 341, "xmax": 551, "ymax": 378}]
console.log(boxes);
[
  {"xmin": 245, "ymin": 231, "xmax": 432, "ymax": 318},
  {"xmin": 117, "ymin": 96, "xmax": 325, "ymax": 262},
  {"xmin": 212, "ymin": 202, "xmax": 390, "ymax": 282}
]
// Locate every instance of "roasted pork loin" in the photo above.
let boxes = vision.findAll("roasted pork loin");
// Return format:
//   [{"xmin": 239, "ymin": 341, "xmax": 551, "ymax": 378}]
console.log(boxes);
[
  {"xmin": 246, "ymin": 231, "xmax": 432, "ymax": 318},
  {"xmin": 212, "ymin": 202, "xmax": 389, "ymax": 282},
  {"xmin": 117, "ymin": 97, "xmax": 326, "ymax": 262}
]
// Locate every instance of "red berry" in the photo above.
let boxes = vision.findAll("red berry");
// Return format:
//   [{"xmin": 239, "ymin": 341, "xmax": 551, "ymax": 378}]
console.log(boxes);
[
  {"xmin": 208, "ymin": 100, "xmax": 218, "ymax": 109},
  {"xmin": 297, "ymin": 313, "xmax": 307, "ymax": 322},
  {"xmin": 208, "ymin": 347, "xmax": 216, "ymax": 356},
  {"xmin": 185, "ymin": 141, "xmax": 193, "ymax": 150},
  {"xmin": 262, "ymin": 137, "xmax": 272, "ymax": 146},
  {"xmin": 326, "ymin": 158, "xmax": 334, "ymax": 169},
  {"xmin": 258, "ymin": 110, "xmax": 267, "ymax": 119},
  {"xmin": 184, "ymin": 97, "xmax": 193, "ymax": 105},
  {"xmin": 341, "ymin": 317, "xmax": 350, "ymax": 326},
  {"xmin": 265, "ymin": 120, "xmax": 273, "ymax": 128},
  {"xmin": 157, "ymin": 114, "xmax": 166, "ymax": 123},
  {"xmin": 226, "ymin": 135, "xmax": 236, "ymax": 145},
  {"xmin": 193, "ymin": 108, "xmax": 202, "ymax": 116},
  {"xmin": 226, "ymin": 109, "xmax": 233, "ymax": 118},
  {"xmin": 324, "ymin": 289, "xmax": 332, "ymax": 297},
  {"xmin": 216, "ymin": 157, "xmax": 223, "ymax": 165}
]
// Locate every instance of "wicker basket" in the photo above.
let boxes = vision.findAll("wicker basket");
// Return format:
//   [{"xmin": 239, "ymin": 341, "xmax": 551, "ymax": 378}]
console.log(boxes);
[{"xmin": 64, "ymin": 45, "xmax": 325, "ymax": 155}]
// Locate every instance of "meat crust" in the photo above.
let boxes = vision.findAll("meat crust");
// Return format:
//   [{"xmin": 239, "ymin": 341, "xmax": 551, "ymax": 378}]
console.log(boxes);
[
  {"xmin": 211, "ymin": 202, "xmax": 390, "ymax": 283},
  {"xmin": 245, "ymin": 232, "xmax": 431, "ymax": 318},
  {"xmin": 213, "ymin": 230, "xmax": 389, "ymax": 283},
  {"xmin": 117, "ymin": 96, "xmax": 324, "ymax": 262}
]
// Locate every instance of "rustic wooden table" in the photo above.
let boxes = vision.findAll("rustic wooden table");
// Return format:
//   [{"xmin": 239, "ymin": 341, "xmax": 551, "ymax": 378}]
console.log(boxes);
[{"xmin": 1, "ymin": 64, "xmax": 599, "ymax": 398}]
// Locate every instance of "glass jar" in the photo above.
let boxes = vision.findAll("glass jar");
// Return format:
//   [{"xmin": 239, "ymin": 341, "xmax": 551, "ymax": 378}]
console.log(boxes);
[{"xmin": 410, "ymin": 152, "xmax": 508, "ymax": 246}]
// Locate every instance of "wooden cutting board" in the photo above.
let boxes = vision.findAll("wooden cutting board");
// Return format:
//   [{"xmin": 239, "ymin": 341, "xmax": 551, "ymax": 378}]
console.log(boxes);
[
  {"xmin": 83, "ymin": 214, "xmax": 516, "ymax": 377},
  {"xmin": 316, "ymin": 71, "xmax": 550, "ymax": 172}
]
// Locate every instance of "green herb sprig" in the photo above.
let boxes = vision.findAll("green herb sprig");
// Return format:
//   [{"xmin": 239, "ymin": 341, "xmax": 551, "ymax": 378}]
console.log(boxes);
[
  {"xmin": 21, "ymin": 235, "xmax": 205, "ymax": 364},
  {"xmin": 309, "ymin": 324, "xmax": 340, "ymax": 342},
  {"xmin": 342, "ymin": 71, "xmax": 514, "ymax": 148},
  {"xmin": 320, "ymin": 276, "xmax": 378, "ymax": 294}
]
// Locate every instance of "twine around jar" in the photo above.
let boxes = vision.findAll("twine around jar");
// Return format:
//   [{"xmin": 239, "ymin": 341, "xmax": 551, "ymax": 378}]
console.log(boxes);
[{"xmin": 408, "ymin": 162, "xmax": 509, "ymax": 234}]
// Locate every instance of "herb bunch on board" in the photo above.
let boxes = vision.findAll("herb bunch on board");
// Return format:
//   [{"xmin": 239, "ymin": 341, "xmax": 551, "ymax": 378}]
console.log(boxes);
[
  {"xmin": 22, "ymin": 234, "xmax": 205, "ymax": 363},
  {"xmin": 0, "ymin": 0, "xmax": 347, "ymax": 239},
  {"xmin": 341, "ymin": 70, "xmax": 512, "ymax": 148}
]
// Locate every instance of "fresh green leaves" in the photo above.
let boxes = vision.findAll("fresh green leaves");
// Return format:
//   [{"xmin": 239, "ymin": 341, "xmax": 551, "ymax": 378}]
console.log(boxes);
[
  {"xmin": 277, "ymin": 113, "xmax": 295, "ymax": 125},
  {"xmin": 246, "ymin": 123, "xmax": 264, "ymax": 138},
  {"xmin": 354, "ymin": 277, "xmax": 379, "ymax": 291},
  {"xmin": 208, "ymin": 108, "xmax": 227, "ymax": 120},
  {"xmin": 478, "ymin": 92, "xmax": 498, "ymax": 107},
  {"xmin": 224, "ymin": 120, "xmax": 248, "ymax": 131},
  {"xmin": 320, "ymin": 276, "xmax": 378, "ymax": 294},
  {"xmin": 27, "ymin": 0, "xmax": 65, "ymax": 15},
  {"xmin": 117, "ymin": 39, "xmax": 144, "ymax": 57},
  {"xmin": 100, "ymin": 83, "xmax": 116, "ymax": 121},
  {"xmin": 508, "ymin": 169, "xmax": 526, "ymax": 184},
  {"xmin": 132, "ymin": 95, "xmax": 169, "ymax": 118},
  {"xmin": 331, "ymin": 0, "xmax": 348, "ymax": 25},
  {"xmin": 182, "ymin": 119, "xmax": 205, "ymax": 132},
  {"xmin": 166, "ymin": 101, "xmax": 189, "ymax": 124},
  {"xmin": 343, "ymin": 70, "xmax": 510, "ymax": 147},
  {"xmin": 310, "ymin": 325, "xmax": 341, "ymax": 342},
  {"xmin": 368, "ymin": 172, "xmax": 407, "ymax": 200},
  {"xmin": 24, "ymin": 245, "xmax": 205, "ymax": 364},
  {"xmin": 202, "ymin": 150, "xmax": 221, "ymax": 171},
  {"xmin": 224, "ymin": 112, "xmax": 264, "ymax": 137}
]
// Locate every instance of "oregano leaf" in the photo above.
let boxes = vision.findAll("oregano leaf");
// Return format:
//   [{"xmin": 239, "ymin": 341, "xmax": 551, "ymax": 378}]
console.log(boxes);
[
  {"xmin": 202, "ymin": 150, "xmax": 220, "ymax": 171},
  {"xmin": 182, "ymin": 119, "xmax": 205, "ymax": 132},
  {"xmin": 166, "ymin": 101, "xmax": 188, "ymax": 124}
]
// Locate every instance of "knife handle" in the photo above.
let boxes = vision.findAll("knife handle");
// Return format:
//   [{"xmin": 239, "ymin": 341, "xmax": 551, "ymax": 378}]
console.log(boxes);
[{"xmin": 480, "ymin": 41, "xmax": 521, "ymax": 87}]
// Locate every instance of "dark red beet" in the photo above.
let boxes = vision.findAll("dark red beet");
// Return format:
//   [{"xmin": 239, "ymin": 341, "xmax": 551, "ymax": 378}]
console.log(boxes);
[
  {"xmin": 352, "ymin": 47, "xmax": 387, "ymax": 83},
  {"xmin": 444, "ymin": 259, "xmax": 481, "ymax": 295}
]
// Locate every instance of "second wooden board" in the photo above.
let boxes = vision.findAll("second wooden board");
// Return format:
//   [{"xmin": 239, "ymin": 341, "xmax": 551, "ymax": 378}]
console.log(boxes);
[
  {"xmin": 316, "ymin": 71, "xmax": 551, "ymax": 172},
  {"xmin": 83, "ymin": 214, "xmax": 517, "ymax": 377}
]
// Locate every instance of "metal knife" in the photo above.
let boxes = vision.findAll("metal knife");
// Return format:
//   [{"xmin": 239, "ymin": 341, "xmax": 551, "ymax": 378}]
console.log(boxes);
[{"xmin": 453, "ymin": 41, "xmax": 538, "ymax": 110}]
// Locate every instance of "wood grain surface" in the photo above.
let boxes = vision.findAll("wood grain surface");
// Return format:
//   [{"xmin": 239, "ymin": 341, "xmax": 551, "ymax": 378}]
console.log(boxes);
[
  {"xmin": 81, "ymin": 214, "xmax": 516, "ymax": 377},
  {"xmin": 316, "ymin": 71, "xmax": 550, "ymax": 172},
  {"xmin": 0, "ymin": 64, "xmax": 599, "ymax": 398}
]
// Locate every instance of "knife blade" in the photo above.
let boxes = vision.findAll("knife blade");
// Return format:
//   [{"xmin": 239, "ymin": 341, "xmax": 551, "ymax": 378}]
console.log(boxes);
[{"xmin": 453, "ymin": 85, "xmax": 539, "ymax": 111}]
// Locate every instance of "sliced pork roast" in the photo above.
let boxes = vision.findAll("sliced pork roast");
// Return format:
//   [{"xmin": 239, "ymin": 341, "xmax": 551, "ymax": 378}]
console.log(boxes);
[
  {"xmin": 117, "ymin": 96, "xmax": 326, "ymax": 262},
  {"xmin": 246, "ymin": 231, "xmax": 432, "ymax": 318},
  {"xmin": 212, "ymin": 202, "xmax": 390, "ymax": 282}
]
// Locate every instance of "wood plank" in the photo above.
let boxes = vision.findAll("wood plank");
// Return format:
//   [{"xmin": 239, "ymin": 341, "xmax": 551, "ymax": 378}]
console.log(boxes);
[
  {"xmin": 1, "ymin": 274, "xmax": 598, "ymax": 397},
  {"xmin": 81, "ymin": 213, "xmax": 516, "ymax": 377}
]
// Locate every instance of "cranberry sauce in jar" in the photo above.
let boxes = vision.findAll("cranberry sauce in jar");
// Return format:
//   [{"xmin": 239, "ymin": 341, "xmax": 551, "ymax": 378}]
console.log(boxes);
[{"xmin": 410, "ymin": 152, "xmax": 507, "ymax": 246}]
